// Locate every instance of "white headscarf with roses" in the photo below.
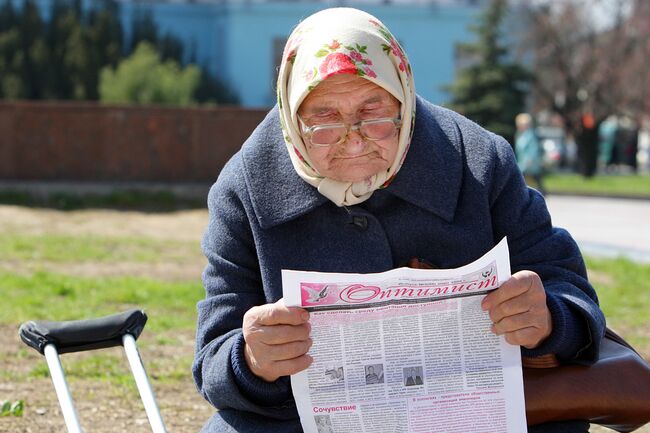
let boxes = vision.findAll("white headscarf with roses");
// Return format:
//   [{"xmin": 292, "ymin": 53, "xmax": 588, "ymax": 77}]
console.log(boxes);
[{"xmin": 277, "ymin": 7, "xmax": 416, "ymax": 207}]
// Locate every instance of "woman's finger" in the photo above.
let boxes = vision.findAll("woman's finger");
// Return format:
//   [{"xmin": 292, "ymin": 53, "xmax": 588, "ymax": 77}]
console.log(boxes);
[
  {"xmin": 487, "ymin": 295, "xmax": 531, "ymax": 324},
  {"xmin": 246, "ymin": 299, "xmax": 309, "ymax": 327},
  {"xmin": 482, "ymin": 271, "xmax": 536, "ymax": 311},
  {"xmin": 259, "ymin": 339, "xmax": 313, "ymax": 362},
  {"xmin": 504, "ymin": 327, "xmax": 543, "ymax": 348},
  {"xmin": 269, "ymin": 354, "xmax": 314, "ymax": 378},
  {"xmin": 245, "ymin": 322, "xmax": 311, "ymax": 345}
]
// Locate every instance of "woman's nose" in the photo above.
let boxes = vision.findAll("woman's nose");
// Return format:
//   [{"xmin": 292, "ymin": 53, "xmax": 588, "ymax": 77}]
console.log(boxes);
[{"xmin": 342, "ymin": 130, "xmax": 366, "ymax": 154}]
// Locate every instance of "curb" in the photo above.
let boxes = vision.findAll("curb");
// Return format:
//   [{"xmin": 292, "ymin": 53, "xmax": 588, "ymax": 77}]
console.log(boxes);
[{"xmin": 547, "ymin": 191, "xmax": 650, "ymax": 201}]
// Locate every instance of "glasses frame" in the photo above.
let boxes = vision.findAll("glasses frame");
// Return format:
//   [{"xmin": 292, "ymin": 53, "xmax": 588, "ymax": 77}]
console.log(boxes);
[{"xmin": 298, "ymin": 116, "xmax": 402, "ymax": 147}]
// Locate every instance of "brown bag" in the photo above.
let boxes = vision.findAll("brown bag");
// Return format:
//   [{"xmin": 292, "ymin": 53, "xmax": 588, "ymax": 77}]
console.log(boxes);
[
  {"xmin": 405, "ymin": 258, "xmax": 650, "ymax": 431},
  {"xmin": 523, "ymin": 328, "xmax": 650, "ymax": 432}
]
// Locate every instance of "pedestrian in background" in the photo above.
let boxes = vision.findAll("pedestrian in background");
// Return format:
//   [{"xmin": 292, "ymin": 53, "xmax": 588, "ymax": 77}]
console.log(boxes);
[
  {"xmin": 598, "ymin": 116, "xmax": 618, "ymax": 171},
  {"xmin": 515, "ymin": 113, "xmax": 546, "ymax": 195}
]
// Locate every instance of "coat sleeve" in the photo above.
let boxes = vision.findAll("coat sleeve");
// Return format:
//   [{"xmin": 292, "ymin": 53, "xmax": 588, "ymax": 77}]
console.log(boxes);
[
  {"xmin": 487, "ymin": 135, "xmax": 605, "ymax": 363},
  {"xmin": 192, "ymin": 156, "xmax": 298, "ymax": 419}
]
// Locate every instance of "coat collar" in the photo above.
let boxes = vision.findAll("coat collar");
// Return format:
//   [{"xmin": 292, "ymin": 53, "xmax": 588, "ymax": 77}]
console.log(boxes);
[
  {"xmin": 384, "ymin": 97, "xmax": 463, "ymax": 222},
  {"xmin": 242, "ymin": 97, "xmax": 462, "ymax": 229}
]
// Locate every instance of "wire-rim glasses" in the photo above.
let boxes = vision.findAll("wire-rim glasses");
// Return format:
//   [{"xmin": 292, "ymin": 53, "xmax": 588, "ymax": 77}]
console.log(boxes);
[{"xmin": 299, "ymin": 117, "xmax": 402, "ymax": 147}]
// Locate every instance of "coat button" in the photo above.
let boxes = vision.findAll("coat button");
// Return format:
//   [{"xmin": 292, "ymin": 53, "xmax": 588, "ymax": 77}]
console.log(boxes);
[{"xmin": 352, "ymin": 215, "xmax": 368, "ymax": 231}]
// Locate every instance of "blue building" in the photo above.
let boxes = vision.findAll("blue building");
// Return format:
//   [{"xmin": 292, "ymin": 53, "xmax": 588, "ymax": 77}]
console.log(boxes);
[
  {"xmin": 117, "ymin": 0, "xmax": 482, "ymax": 107},
  {"xmin": 12, "ymin": 0, "xmax": 483, "ymax": 107}
]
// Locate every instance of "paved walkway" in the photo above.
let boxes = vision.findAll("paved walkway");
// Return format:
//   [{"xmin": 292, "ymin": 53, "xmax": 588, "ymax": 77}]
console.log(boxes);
[{"xmin": 545, "ymin": 195, "xmax": 650, "ymax": 263}]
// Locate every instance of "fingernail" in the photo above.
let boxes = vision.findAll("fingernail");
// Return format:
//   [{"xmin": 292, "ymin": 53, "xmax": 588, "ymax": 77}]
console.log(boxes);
[
  {"xmin": 301, "ymin": 311, "xmax": 310, "ymax": 321},
  {"xmin": 481, "ymin": 299, "xmax": 489, "ymax": 310}
]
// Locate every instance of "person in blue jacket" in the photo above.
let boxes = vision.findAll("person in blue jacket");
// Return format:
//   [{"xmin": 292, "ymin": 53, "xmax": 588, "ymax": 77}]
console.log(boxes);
[
  {"xmin": 193, "ymin": 8, "xmax": 604, "ymax": 433},
  {"xmin": 515, "ymin": 113, "xmax": 546, "ymax": 195}
]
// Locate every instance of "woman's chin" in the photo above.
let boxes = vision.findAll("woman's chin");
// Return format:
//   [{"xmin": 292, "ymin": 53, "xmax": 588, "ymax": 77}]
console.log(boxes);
[
  {"xmin": 329, "ymin": 166, "xmax": 387, "ymax": 183},
  {"xmin": 317, "ymin": 156, "xmax": 390, "ymax": 183}
]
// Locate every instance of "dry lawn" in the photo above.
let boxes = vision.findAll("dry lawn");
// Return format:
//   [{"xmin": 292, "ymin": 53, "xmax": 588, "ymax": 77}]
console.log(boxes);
[{"xmin": 0, "ymin": 205, "xmax": 648, "ymax": 433}]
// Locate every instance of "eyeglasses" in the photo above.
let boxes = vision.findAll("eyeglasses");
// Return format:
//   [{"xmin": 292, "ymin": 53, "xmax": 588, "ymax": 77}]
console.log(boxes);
[{"xmin": 299, "ymin": 117, "xmax": 401, "ymax": 147}]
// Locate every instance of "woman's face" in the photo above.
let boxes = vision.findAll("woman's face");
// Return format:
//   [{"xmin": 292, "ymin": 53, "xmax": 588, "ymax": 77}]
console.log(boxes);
[{"xmin": 298, "ymin": 74, "xmax": 400, "ymax": 183}]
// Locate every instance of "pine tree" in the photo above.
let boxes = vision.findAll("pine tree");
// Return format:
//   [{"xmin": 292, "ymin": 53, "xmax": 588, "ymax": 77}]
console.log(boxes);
[
  {"xmin": 444, "ymin": 0, "xmax": 529, "ymax": 144},
  {"xmin": 0, "ymin": 0, "xmax": 236, "ymax": 104},
  {"xmin": 0, "ymin": 1, "xmax": 21, "ymax": 98}
]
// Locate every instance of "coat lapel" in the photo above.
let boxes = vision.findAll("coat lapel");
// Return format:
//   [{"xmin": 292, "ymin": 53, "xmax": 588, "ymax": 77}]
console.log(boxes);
[
  {"xmin": 241, "ymin": 106, "xmax": 327, "ymax": 230},
  {"xmin": 384, "ymin": 97, "xmax": 463, "ymax": 223}
]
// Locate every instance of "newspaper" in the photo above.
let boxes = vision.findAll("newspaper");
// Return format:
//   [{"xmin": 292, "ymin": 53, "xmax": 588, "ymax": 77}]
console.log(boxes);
[{"xmin": 282, "ymin": 237, "xmax": 527, "ymax": 433}]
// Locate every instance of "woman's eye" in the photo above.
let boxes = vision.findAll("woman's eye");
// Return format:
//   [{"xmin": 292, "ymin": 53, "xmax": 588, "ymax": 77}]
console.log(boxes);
[
  {"xmin": 314, "ymin": 115, "xmax": 339, "ymax": 123},
  {"xmin": 360, "ymin": 109, "xmax": 383, "ymax": 118}
]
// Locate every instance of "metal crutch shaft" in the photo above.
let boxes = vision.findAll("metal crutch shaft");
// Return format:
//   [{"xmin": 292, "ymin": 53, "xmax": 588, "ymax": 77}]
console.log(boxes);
[
  {"xmin": 43, "ymin": 344, "xmax": 84, "ymax": 433},
  {"xmin": 122, "ymin": 333, "xmax": 168, "ymax": 433}
]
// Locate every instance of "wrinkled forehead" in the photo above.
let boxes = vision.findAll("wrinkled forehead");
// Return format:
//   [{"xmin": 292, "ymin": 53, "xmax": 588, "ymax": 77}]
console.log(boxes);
[{"xmin": 298, "ymin": 75, "xmax": 400, "ymax": 115}]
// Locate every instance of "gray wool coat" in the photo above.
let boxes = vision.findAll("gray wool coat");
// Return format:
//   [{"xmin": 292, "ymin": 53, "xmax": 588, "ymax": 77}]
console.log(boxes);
[{"xmin": 193, "ymin": 97, "xmax": 604, "ymax": 433}]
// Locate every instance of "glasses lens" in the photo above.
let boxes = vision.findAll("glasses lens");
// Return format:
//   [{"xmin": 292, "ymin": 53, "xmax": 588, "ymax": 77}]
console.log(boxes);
[
  {"xmin": 310, "ymin": 126, "xmax": 346, "ymax": 146},
  {"xmin": 360, "ymin": 120, "xmax": 397, "ymax": 140}
]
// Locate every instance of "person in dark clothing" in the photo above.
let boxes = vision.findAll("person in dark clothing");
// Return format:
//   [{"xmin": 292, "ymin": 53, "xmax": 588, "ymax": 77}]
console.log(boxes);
[{"xmin": 193, "ymin": 7, "xmax": 604, "ymax": 433}]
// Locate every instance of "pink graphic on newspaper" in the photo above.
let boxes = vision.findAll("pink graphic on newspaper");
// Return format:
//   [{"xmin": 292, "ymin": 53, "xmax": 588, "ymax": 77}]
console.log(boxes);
[
  {"xmin": 299, "ymin": 266, "xmax": 498, "ymax": 308},
  {"xmin": 300, "ymin": 283, "xmax": 341, "ymax": 307}
]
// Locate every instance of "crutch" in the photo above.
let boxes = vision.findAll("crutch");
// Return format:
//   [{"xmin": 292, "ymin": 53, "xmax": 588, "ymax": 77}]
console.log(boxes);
[{"xmin": 19, "ymin": 309, "xmax": 168, "ymax": 433}]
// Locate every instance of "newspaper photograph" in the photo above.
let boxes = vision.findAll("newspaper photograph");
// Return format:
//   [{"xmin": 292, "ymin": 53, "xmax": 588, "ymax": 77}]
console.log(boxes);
[{"xmin": 282, "ymin": 237, "xmax": 527, "ymax": 433}]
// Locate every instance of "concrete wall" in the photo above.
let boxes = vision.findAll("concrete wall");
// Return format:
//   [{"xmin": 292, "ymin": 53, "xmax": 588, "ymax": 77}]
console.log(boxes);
[{"xmin": 0, "ymin": 102, "xmax": 267, "ymax": 182}]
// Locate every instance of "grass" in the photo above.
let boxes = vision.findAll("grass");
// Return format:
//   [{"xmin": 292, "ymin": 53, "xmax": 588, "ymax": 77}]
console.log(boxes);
[
  {"xmin": 545, "ymin": 173, "xmax": 650, "ymax": 198},
  {"xmin": 0, "ymin": 270, "xmax": 202, "ymax": 394},
  {"xmin": 0, "ymin": 270, "xmax": 203, "ymax": 332},
  {"xmin": 0, "ymin": 233, "xmax": 196, "ymax": 263},
  {"xmin": 1, "ymin": 217, "xmax": 648, "ymax": 394},
  {"xmin": 585, "ymin": 256, "xmax": 650, "ymax": 351},
  {"xmin": 2, "ymin": 259, "xmax": 648, "ymax": 354},
  {"xmin": 2, "ymin": 257, "xmax": 648, "ymax": 342},
  {"xmin": 0, "ymin": 225, "xmax": 205, "ymax": 392},
  {"xmin": 0, "ymin": 190, "xmax": 204, "ymax": 211}
]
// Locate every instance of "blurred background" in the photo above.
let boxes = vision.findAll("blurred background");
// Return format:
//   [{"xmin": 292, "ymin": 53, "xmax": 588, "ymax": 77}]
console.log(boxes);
[
  {"xmin": 0, "ymin": 0, "xmax": 648, "ymax": 432},
  {"xmin": 0, "ymin": 0, "xmax": 648, "ymax": 195}
]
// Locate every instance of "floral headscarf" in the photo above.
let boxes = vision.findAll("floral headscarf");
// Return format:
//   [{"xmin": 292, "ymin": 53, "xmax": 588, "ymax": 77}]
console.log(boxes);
[{"xmin": 277, "ymin": 7, "xmax": 416, "ymax": 206}]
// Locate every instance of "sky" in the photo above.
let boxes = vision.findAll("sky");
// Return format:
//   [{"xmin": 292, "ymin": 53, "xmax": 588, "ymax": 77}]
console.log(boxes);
[{"xmin": 525, "ymin": 0, "xmax": 633, "ymax": 30}]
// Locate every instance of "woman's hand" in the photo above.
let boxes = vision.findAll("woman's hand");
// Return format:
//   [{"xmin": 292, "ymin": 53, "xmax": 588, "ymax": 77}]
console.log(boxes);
[
  {"xmin": 243, "ymin": 298, "xmax": 313, "ymax": 382},
  {"xmin": 481, "ymin": 270, "xmax": 552, "ymax": 349}
]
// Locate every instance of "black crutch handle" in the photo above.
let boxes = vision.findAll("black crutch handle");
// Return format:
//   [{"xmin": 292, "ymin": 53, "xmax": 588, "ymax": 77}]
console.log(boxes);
[{"xmin": 19, "ymin": 309, "xmax": 147, "ymax": 355}]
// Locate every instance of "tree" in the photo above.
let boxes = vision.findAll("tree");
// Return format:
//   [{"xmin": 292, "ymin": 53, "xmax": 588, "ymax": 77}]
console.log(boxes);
[
  {"xmin": 0, "ymin": 0, "xmax": 124, "ymax": 100},
  {"xmin": 99, "ymin": 41, "xmax": 201, "ymax": 106},
  {"xmin": 0, "ymin": 0, "xmax": 236, "ymax": 104},
  {"xmin": 0, "ymin": 0, "xmax": 23, "ymax": 98},
  {"xmin": 444, "ymin": 0, "xmax": 529, "ymax": 144},
  {"xmin": 47, "ymin": 1, "xmax": 86, "ymax": 99},
  {"xmin": 77, "ymin": 0, "xmax": 123, "ymax": 100},
  {"xmin": 194, "ymin": 67, "xmax": 239, "ymax": 105},
  {"xmin": 0, "ymin": 0, "xmax": 51, "ymax": 99},
  {"xmin": 126, "ymin": 9, "xmax": 237, "ymax": 104},
  {"xmin": 519, "ymin": 0, "xmax": 648, "ymax": 176},
  {"xmin": 46, "ymin": 0, "xmax": 123, "ymax": 100}
]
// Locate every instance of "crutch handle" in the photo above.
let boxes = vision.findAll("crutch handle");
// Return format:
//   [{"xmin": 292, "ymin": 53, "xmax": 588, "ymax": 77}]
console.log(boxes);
[{"xmin": 19, "ymin": 309, "xmax": 147, "ymax": 355}]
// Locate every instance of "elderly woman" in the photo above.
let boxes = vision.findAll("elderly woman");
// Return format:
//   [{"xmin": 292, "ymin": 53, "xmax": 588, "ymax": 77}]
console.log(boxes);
[{"xmin": 193, "ymin": 8, "xmax": 604, "ymax": 433}]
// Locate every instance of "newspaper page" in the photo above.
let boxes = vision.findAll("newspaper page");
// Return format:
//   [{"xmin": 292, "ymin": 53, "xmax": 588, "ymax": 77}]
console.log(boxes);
[{"xmin": 282, "ymin": 238, "xmax": 527, "ymax": 433}]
